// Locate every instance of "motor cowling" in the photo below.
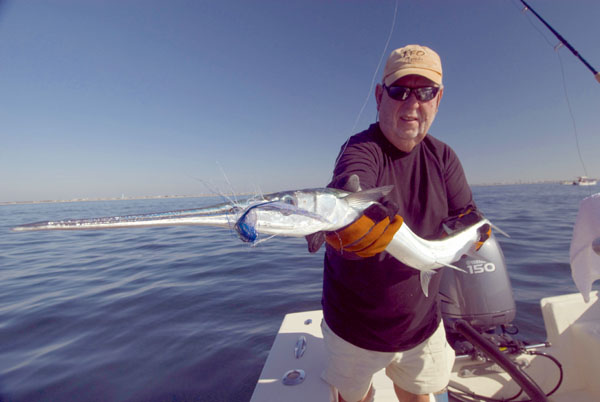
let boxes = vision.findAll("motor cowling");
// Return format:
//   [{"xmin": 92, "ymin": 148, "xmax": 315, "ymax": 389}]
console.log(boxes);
[{"xmin": 439, "ymin": 231, "xmax": 516, "ymax": 332}]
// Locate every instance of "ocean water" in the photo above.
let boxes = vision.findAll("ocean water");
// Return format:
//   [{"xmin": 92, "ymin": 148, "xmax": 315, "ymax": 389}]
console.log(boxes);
[{"xmin": 1, "ymin": 184, "xmax": 598, "ymax": 402}]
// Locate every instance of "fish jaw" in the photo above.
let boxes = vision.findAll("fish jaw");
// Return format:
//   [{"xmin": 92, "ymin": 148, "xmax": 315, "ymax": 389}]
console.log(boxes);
[
  {"xmin": 245, "ymin": 207, "xmax": 333, "ymax": 239},
  {"xmin": 234, "ymin": 194, "xmax": 354, "ymax": 241},
  {"xmin": 12, "ymin": 185, "xmax": 391, "ymax": 240},
  {"xmin": 232, "ymin": 186, "xmax": 396, "ymax": 240},
  {"xmin": 12, "ymin": 203, "xmax": 243, "ymax": 232}
]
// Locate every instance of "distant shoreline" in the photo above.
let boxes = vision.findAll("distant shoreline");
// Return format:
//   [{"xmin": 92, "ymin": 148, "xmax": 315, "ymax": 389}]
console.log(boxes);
[
  {"xmin": 0, "ymin": 180, "xmax": 584, "ymax": 206},
  {"xmin": 472, "ymin": 179, "xmax": 566, "ymax": 187}
]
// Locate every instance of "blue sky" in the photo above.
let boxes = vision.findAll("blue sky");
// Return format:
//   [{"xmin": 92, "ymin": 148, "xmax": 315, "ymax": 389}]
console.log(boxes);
[{"xmin": 1, "ymin": 0, "xmax": 599, "ymax": 202}]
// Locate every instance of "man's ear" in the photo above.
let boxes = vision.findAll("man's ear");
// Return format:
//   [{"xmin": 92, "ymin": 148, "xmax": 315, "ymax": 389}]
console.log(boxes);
[
  {"xmin": 375, "ymin": 83, "xmax": 383, "ymax": 110},
  {"xmin": 435, "ymin": 87, "xmax": 444, "ymax": 110}
]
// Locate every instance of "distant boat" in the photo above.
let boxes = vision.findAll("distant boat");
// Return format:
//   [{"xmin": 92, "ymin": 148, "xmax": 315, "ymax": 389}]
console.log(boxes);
[{"xmin": 572, "ymin": 176, "xmax": 597, "ymax": 186}]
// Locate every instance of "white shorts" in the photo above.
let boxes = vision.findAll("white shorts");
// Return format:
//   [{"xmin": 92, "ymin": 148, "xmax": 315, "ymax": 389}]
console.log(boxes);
[{"xmin": 321, "ymin": 319, "xmax": 455, "ymax": 401}]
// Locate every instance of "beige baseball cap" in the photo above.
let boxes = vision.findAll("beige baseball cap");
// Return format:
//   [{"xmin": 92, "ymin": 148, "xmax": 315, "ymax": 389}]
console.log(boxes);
[{"xmin": 382, "ymin": 45, "xmax": 443, "ymax": 86}]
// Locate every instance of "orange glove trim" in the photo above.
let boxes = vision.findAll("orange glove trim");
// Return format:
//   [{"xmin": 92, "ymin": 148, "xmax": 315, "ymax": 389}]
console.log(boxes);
[
  {"xmin": 475, "ymin": 224, "xmax": 492, "ymax": 251},
  {"xmin": 355, "ymin": 215, "xmax": 404, "ymax": 257},
  {"xmin": 345, "ymin": 218, "xmax": 390, "ymax": 252},
  {"xmin": 325, "ymin": 214, "xmax": 404, "ymax": 257},
  {"xmin": 325, "ymin": 215, "xmax": 377, "ymax": 251}
]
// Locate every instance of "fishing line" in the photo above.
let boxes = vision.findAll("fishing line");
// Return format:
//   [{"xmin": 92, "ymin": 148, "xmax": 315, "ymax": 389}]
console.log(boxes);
[
  {"xmin": 334, "ymin": 0, "xmax": 399, "ymax": 167},
  {"xmin": 519, "ymin": 0, "xmax": 600, "ymax": 83},
  {"xmin": 514, "ymin": 0, "xmax": 591, "ymax": 185},
  {"xmin": 216, "ymin": 161, "xmax": 240, "ymax": 205},
  {"xmin": 556, "ymin": 50, "xmax": 591, "ymax": 189}
]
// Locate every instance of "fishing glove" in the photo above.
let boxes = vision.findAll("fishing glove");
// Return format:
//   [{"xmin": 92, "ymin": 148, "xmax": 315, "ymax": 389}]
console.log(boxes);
[
  {"xmin": 325, "ymin": 199, "xmax": 403, "ymax": 258},
  {"xmin": 442, "ymin": 208, "xmax": 491, "ymax": 250},
  {"xmin": 306, "ymin": 174, "xmax": 403, "ymax": 258},
  {"xmin": 306, "ymin": 174, "xmax": 362, "ymax": 253},
  {"xmin": 442, "ymin": 207, "xmax": 483, "ymax": 232}
]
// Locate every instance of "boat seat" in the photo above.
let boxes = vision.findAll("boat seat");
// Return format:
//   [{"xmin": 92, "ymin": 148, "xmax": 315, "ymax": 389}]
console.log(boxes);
[
  {"xmin": 570, "ymin": 320, "xmax": 600, "ymax": 397},
  {"xmin": 541, "ymin": 291, "xmax": 600, "ymax": 400}
]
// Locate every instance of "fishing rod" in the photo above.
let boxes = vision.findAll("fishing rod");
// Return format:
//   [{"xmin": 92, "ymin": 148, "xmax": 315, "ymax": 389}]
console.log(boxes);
[{"xmin": 520, "ymin": 0, "xmax": 600, "ymax": 84}]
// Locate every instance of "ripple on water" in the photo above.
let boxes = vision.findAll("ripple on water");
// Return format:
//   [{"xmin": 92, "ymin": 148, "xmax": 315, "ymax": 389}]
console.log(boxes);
[{"xmin": 1, "ymin": 186, "xmax": 599, "ymax": 401}]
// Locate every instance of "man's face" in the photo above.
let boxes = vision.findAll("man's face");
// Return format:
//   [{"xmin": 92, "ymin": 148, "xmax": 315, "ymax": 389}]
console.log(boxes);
[{"xmin": 375, "ymin": 74, "xmax": 443, "ymax": 152}]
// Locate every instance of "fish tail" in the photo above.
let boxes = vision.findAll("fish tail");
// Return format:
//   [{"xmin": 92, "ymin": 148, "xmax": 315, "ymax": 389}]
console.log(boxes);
[
  {"xmin": 438, "ymin": 261, "xmax": 467, "ymax": 273},
  {"xmin": 419, "ymin": 270, "xmax": 436, "ymax": 297}
]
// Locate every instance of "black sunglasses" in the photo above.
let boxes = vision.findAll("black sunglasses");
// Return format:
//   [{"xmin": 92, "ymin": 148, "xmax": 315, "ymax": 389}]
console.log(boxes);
[{"xmin": 383, "ymin": 85, "xmax": 440, "ymax": 102}]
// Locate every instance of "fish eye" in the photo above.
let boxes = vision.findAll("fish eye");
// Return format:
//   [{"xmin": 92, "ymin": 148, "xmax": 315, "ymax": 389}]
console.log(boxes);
[{"xmin": 281, "ymin": 195, "xmax": 296, "ymax": 206}]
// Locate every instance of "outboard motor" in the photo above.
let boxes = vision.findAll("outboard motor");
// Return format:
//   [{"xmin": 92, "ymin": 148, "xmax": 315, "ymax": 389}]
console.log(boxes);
[
  {"xmin": 439, "ymin": 234, "xmax": 554, "ymax": 401},
  {"xmin": 439, "ymin": 231, "xmax": 516, "ymax": 333}
]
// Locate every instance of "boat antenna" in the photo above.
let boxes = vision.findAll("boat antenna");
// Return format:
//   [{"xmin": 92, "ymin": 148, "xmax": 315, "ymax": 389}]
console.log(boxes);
[{"xmin": 519, "ymin": 0, "xmax": 600, "ymax": 84}]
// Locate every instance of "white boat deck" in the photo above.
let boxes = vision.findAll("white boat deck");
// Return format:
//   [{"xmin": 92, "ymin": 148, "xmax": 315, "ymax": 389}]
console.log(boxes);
[{"xmin": 250, "ymin": 292, "xmax": 600, "ymax": 402}]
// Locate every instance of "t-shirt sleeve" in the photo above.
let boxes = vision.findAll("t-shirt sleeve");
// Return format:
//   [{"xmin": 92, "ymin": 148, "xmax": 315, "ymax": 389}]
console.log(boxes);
[{"xmin": 328, "ymin": 138, "xmax": 380, "ymax": 190}]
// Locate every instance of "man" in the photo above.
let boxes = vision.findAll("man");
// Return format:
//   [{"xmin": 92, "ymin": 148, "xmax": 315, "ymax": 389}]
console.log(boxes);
[{"xmin": 308, "ymin": 45, "xmax": 477, "ymax": 402}]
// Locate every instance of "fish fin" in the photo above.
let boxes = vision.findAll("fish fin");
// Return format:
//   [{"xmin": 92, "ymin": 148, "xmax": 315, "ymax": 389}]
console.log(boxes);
[
  {"xmin": 420, "ymin": 270, "xmax": 436, "ymax": 297},
  {"xmin": 437, "ymin": 261, "xmax": 467, "ymax": 273},
  {"xmin": 251, "ymin": 234, "xmax": 277, "ymax": 246},
  {"xmin": 442, "ymin": 223, "xmax": 453, "ymax": 235},
  {"xmin": 490, "ymin": 222, "xmax": 510, "ymax": 238},
  {"xmin": 344, "ymin": 185, "xmax": 394, "ymax": 209}
]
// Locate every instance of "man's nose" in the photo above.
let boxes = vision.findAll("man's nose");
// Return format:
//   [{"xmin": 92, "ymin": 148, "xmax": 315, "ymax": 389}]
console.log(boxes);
[{"xmin": 403, "ymin": 92, "xmax": 420, "ymax": 108}]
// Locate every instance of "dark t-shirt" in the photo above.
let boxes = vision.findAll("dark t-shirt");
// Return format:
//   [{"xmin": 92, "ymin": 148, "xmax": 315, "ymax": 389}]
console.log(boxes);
[{"xmin": 322, "ymin": 123, "xmax": 476, "ymax": 352}]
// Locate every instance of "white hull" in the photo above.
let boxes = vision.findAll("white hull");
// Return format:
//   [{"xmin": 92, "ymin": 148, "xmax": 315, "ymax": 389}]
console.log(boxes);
[
  {"xmin": 250, "ymin": 291, "xmax": 600, "ymax": 401},
  {"xmin": 572, "ymin": 177, "xmax": 597, "ymax": 186}
]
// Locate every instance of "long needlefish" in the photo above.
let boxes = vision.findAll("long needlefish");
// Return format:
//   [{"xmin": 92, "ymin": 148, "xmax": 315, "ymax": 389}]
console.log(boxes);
[{"xmin": 12, "ymin": 186, "xmax": 492, "ymax": 296}]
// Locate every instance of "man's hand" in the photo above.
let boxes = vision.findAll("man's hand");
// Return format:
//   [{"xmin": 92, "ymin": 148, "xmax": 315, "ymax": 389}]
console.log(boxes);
[
  {"xmin": 442, "ymin": 208, "xmax": 490, "ymax": 250},
  {"xmin": 325, "ymin": 197, "xmax": 402, "ymax": 258},
  {"xmin": 306, "ymin": 174, "xmax": 402, "ymax": 258},
  {"xmin": 442, "ymin": 208, "xmax": 483, "ymax": 233},
  {"xmin": 306, "ymin": 174, "xmax": 361, "ymax": 253}
]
